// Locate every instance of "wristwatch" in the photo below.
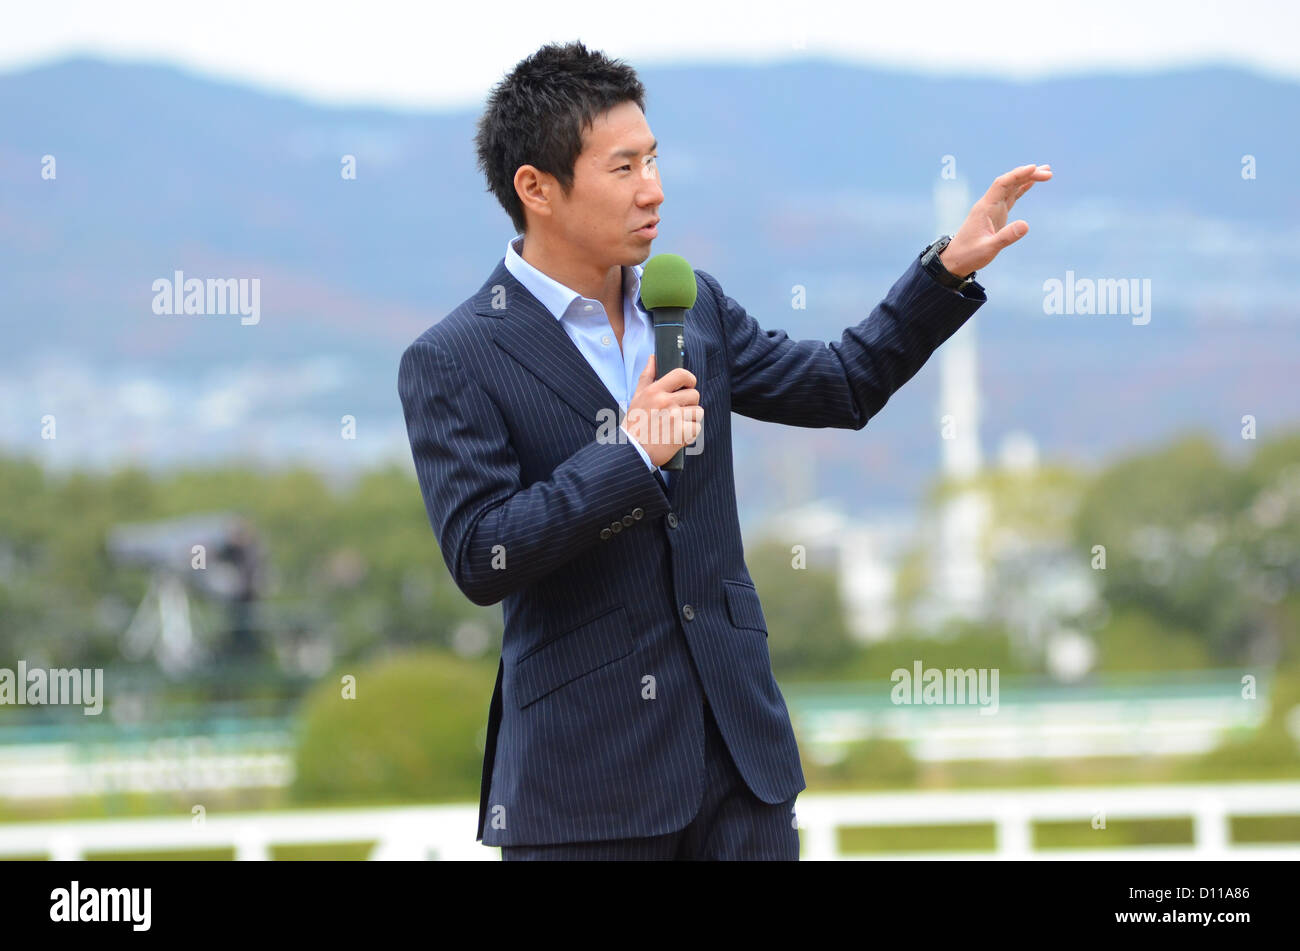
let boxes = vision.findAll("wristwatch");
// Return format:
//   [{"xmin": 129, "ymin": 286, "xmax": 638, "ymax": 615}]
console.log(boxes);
[{"xmin": 920, "ymin": 235, "xmax": 976, "ymax": 292}]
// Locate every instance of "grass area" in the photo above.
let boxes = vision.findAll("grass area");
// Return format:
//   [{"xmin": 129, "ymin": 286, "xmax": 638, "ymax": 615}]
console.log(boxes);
[
  {"xmin": 0, "ymin": 786, "xmax": 477, "ymax": 825},
  {"xmin": 1034, "ymin": 817, "xmax": 1194, "ymax": 849},
  {"xmin": 804, "ymin": 752, "xmax": 1300, "ymax": 793},
  {"xmin": 3, "ymin": 756, "xmax": 1298, "ymax": 826},
  {"xmin": 1231, "ymin": 814, "xmax": 1300, "ymax": 843},
  {"xmin": 839, "ymin": 823, "xmax": 996, "ymax": 854},
  {"xmin": 85, "ymin": 847, "xmax": 236, "ymax": 860},
  {"xmin": 0, "ymin": 788, "xmax": 288, "ymax": 824},
  {"xmin": 824, "ymin": 816, "xmax": 1300, "ymax": 855},
  {"xmin": 270, "ymin": 841, "xmax": 376, "ymax": 861},
  {"xmin": 84, "ymin": 842, "xmax": 380, "ymax": 860},
  {"xmin": 3, "ymin": 843, "xmax": 384, "ymax": 860}
]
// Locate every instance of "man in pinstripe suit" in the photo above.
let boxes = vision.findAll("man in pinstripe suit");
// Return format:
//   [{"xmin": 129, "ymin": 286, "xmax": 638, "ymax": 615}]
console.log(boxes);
[{"xmin": 397, "ymin": 41, "xmax": 1049, "ymax": 859}]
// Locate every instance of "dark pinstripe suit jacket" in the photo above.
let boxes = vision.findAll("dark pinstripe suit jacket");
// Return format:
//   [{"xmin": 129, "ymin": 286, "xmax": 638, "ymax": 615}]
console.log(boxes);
[{"xmin": 397, "ymin": 248, "xmax": 986, "ymax": 846}]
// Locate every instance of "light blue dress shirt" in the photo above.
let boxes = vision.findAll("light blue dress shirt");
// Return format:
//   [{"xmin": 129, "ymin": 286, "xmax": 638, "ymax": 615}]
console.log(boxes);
[{"xmin": 504, "ymin": 233, "xmax": 675, "ymax": 491}]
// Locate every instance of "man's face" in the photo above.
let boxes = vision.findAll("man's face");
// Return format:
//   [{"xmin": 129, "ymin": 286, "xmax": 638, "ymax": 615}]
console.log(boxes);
[{"xmin": 546, "ymin": 100, "xmax": 663, "ymax": 267}]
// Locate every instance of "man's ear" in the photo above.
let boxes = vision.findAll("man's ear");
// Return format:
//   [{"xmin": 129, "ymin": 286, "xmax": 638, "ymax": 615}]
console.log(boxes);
[{"xmin": 514, "ymin": 165, "xmax": 553, "ymax": 223}]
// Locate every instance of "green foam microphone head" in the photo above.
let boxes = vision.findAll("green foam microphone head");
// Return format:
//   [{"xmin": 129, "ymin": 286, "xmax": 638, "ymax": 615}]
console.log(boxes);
[{"xmin": 640, "ymin": 253, "xmax": 698, "ymax": 310}]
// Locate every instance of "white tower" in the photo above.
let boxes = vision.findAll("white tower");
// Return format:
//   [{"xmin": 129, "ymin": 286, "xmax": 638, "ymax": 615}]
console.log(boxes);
[
  {"xmin": 925, "ymin": 177, "xmax": 989, "ymax": 626},
  {"xmin": 934, "ymin": 179, "xmax": 981, "ymax": 478}
]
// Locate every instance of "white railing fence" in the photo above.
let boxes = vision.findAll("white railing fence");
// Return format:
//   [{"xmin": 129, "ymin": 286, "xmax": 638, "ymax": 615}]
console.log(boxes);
[
  {"xmin": 2, "ymin": 782, "xmax": 1298, "ymax": 860},
  {"xmin": 793, "ymin": 781, "xmax": 1300, "ymax": 860}
]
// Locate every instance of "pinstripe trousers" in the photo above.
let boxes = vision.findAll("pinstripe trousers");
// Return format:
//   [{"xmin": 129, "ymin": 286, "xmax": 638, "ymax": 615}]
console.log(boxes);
[{"xmin": 499, "ymin": 698, "xmax": 800, "ymax": 861}]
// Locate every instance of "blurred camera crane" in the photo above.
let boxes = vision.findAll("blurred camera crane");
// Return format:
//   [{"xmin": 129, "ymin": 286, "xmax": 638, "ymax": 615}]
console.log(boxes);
[{"xmin": 106, "ymin": 513, "xmax": 266, "ymax": 675}]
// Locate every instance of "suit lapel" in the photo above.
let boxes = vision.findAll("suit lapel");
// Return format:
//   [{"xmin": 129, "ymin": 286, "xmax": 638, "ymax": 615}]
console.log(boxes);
[{"xmin": 478, "ymin": 259, "xmax": 620, "ymax": 429}]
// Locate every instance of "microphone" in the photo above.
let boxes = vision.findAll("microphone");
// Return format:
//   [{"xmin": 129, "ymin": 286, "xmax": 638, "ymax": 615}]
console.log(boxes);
[{"xmin": 639, "ymin": 253, "xmax": 698, "ymax": 471}]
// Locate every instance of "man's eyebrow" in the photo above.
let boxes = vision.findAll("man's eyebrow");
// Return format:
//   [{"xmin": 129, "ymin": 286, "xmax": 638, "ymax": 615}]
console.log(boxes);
[{"xmin": 609, "ymin": 139, "xmax": 657, "ymax": 161}]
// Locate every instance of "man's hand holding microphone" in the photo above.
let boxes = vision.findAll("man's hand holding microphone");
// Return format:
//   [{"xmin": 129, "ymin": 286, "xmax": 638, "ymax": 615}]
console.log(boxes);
[{"xmin": 620, "ymin": 353, "xmax": 703, "ymax": 467}]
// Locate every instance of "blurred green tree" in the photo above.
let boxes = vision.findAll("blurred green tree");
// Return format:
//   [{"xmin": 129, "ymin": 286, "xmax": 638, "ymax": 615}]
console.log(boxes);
[{"xmin": 291, "ymin": 648, "xmax": 496, "ymax": 804}]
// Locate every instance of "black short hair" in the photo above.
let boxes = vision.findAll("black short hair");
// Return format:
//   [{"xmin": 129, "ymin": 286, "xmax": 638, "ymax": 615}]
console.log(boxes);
[{"xmin": 474, "ymin": 40, "xmax": 646, "ymax": 235}]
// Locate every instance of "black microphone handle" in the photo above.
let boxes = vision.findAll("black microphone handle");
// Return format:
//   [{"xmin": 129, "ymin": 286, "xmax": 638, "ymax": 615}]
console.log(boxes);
[{"xmin": 652, "ymin": 306, "xmax": 687, "ymax": 471}]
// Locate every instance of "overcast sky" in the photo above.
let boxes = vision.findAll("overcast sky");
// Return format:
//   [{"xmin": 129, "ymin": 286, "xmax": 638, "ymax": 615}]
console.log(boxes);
[{"xmin": 3, "ymin": 0, "xmax": 1296, "ymax": 110}]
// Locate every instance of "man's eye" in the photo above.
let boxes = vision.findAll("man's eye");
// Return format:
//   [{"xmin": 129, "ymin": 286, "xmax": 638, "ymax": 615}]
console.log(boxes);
[{"xmin": 617, "ymin": 156, "xmax": 657, "ymax": 173}]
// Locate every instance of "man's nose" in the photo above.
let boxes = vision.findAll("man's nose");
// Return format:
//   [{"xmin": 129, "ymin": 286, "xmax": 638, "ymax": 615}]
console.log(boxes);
[{"xmin": 639, "ymin": 170, "xmax": 664, "ymax": 204}]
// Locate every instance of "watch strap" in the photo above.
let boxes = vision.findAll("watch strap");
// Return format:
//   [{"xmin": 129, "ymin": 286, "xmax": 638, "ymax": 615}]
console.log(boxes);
[{"xmin": 921, "ymin": 235, "xmax": 975, "ymax": 291}]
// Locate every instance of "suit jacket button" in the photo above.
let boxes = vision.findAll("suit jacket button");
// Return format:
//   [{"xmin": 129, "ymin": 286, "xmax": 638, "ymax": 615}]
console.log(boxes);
[
  {"xmin": 610, "ymin": 521, "xmax": 622, "ymax": 533},
  {"xmin": 682, "ymin": 604, "xmax": 695, "ymax": 621},
  {"xmin": 622, "ymin": 514, "xmax": 635, "ymax": 526},
  {"xmin": 600, "ymin": 528, "xmax": 612, "ymax": 540},
  {"xmin": 632, "ymin": 507, "xmax": 644, "ymax": 520},
  {"xmin": 667, "ymin": 513, "xmax": 678, "ymax": 528}
]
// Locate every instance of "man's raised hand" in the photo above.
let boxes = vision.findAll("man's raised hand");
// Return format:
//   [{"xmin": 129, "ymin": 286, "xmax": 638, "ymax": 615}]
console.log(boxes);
[{"xmin": 939, "ymin": 163, "xmax": 1053, "ymax": 278}]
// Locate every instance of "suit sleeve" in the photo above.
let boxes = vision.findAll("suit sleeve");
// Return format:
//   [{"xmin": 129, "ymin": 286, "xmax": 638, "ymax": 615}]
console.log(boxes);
[
  {"xmin": 699, "ymin": 252, "xmax": 987, "ymax": 430},
  {"xmin": 398, "ymin": 337, "xmax": 672, "ymax": 607},
  {"xmin": 626, "ymin": 430, "xmax": 660, "ymax": 472}
]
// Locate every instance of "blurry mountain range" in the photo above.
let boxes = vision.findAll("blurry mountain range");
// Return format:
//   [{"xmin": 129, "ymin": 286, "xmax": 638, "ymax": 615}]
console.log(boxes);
[{"xmin": 1, "ymin": 57, "xmax": 1297, "ymax": 523}]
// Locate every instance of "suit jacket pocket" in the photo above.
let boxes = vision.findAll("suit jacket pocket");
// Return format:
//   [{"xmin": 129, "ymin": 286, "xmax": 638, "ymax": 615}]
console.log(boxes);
[
  {"xmin": 515, "ymin": 605, "xmax": 635, "ymax": 708},
  {"xmin": 723, "ymin": 579, "xmax": 767, "ymax": 636}
]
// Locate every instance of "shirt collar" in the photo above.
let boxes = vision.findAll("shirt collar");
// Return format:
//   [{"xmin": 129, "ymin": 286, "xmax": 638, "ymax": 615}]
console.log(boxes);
[{"xmin": 504, "ymin": 233, "xmax": 645, "ymax": 320}]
